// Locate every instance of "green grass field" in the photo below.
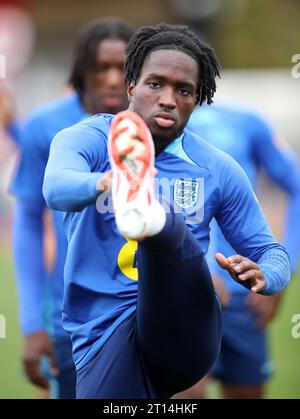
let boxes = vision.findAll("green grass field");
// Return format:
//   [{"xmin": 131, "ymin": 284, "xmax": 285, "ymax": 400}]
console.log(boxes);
[
  {"xmin": 267, "ymin": 274, "xmax": 300, "ymax": 399},
  {"xmin": 0, "ymin": 245, "xmax": 35, "ymax": 398},
  {"xmin": 0, "ymin": 245, "xmax": 299, "ymax": 399}
]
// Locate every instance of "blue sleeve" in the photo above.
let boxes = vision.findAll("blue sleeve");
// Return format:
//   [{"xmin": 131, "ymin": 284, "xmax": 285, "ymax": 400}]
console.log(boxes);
[
  {"xmin": 216, "ymin": 156, "xmax": 290, "ymax": 295},
  {"xmin": 251, "ymin": 115, "xmax": 300, "ymax": 274},
  {"xmin": 258, "ymin": 247, "xmax": 291, "ymax": 295},
  {"xmin": 11, "ymin": 116, "xmax": 49, "ymax": 334},
  {"xmin": 11, "ymin": 116, "xmax": 47, "ymax": 203},
  {"xmin": 43, "ymin": 125, "xmax": 107, "ymax": 212},
  {"xmin": 205, "ymin": 220, "xmax": 225, "ymax": 276},
  {"xmin": 13, "ymin": 201, "xmax": 46, "ymax": 334},
  {"xmin": 7, "ymin": 121, "xmax": 21, "ymax": 145},
  {"xmin": 283, "ymin": 183, "xmax": 300, "ymax": 274}
]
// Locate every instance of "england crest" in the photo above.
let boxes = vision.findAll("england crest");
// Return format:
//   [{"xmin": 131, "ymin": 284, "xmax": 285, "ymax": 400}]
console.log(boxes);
[{"xmin": 174, "ymin": 179, "xmax": 200, "ymax": 209}]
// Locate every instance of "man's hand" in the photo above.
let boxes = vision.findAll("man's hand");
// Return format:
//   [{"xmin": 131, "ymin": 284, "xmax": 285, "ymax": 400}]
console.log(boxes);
[
  {"xmin": 211, "ymin": 273, "xmax": 230, "ymax": 308},
  {"xmin": 215, "ymin": 253, "xmax": 266, "ymax": 293},
  {"xmin": 97, "ymin": 171, "xmax": 112, "ymax": 192},
  {"xmin": 246, "ymin": 292, "xmax": 283, "ymax": 329},
  {"xmin": 22, "ymin": 331, "xmax": 58, "ymax": 389}
]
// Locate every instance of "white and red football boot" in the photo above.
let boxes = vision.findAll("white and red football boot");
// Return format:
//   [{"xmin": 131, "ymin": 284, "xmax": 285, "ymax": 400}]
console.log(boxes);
[{"xmin": 108, "ymin": 111, "xmax": 166, "ymax": 240}]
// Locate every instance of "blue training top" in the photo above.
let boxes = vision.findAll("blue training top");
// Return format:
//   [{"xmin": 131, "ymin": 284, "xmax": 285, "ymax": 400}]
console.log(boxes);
[
  {"xmin": 43, "ymin": 113, "xmax": 290, "ymax": 370},
  {"xmin": 187, "ymin": 104, "xmax": 300, "ymax": 292},
  {"xmin": 11, "ymin": 93, "xmax": 87, "ymax": 337}
]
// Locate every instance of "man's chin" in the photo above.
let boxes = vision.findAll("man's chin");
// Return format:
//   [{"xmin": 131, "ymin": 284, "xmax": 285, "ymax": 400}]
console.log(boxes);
[{"xmin": 151, "ymin": 123, "xmax": 181, "ymax": 143}]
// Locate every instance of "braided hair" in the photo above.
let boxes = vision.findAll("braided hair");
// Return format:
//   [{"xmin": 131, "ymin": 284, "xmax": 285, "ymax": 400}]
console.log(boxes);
[{"xmin": 125, "ymin": 23, "xmax": 220, "ymax": 105}]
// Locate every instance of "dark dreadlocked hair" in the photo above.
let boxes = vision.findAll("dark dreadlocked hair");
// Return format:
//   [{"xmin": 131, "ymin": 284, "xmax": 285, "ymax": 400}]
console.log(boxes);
[
  {"xmin": 125, "ymin": 23, "xmax": 220, "ymax": 105},
  {"xmin": 69, "ymin": 18, "xmax": 134, "ymax": 95}
]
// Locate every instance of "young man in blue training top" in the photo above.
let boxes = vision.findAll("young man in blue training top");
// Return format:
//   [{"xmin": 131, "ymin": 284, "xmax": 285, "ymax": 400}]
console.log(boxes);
[
  {"xmin": 175, "ymin": 104, "xmax": 300, "ymax": 399},
  {"xmin": 11, "ymin": 18, "xmax": 133, "ymax": 398},
  {"xmin": 43, "ymin": 23, "xmax": 290, "ymax": 399}
]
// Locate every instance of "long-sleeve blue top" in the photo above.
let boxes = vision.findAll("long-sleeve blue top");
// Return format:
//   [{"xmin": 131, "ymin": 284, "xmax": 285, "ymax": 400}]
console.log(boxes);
[{"xmin": 43, "ymin": 114, "xmax": 290, "ymax": 369}]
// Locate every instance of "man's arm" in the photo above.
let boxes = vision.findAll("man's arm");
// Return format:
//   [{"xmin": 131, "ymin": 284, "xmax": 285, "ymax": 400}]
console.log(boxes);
[
  {"xmin": 43, "ymin": 126, "xmax": 108, "ymax": 212},
  {"xmin": 11, "ymin": 116, "xmax": 57, "ymax": 388},
  {"xmin": 13, "ymin": 201, "xmax": 58, "ymax": 388},
  {"xmin": 215, "ymin": 155, "xmax": 290, "ymax": 295},
  {"xmin": 13, "ymin": 201, "xmax": 46, "ymax": 334},
  {"xmin": 251, "ymin": 115, "xmax": 300, "ymax": 274},
  {"xmin": 214, "ymin": 248, "xmax": 290, "ymax": 295},
  {"xmin": 204, "ymin": 221, "xmax": 231, "ymax": 307}
]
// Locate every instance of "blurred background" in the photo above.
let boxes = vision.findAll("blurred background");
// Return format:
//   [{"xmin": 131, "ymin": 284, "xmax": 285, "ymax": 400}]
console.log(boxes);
[{"xmin": 0, "ymin": 0, "xmax": 299, "ymax": 398}]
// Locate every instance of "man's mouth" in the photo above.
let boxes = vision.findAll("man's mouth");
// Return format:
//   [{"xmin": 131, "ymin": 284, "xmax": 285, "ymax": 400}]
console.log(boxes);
[
  {"xmin": 102, "ymin": 92, "xmax": 125, "ymax": 107},
  {"xmin": 154, "ymin": 112, "xmax": 176, "ymax": 128}
]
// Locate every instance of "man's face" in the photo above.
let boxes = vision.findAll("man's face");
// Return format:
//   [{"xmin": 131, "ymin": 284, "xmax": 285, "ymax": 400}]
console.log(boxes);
[
  {"xmin": 84, "ymin": 38, "xmax": 128, "ymax": 114},
  {"xmin": 128, "ymin": 49, "xmax": 198, "ymax": 150}
]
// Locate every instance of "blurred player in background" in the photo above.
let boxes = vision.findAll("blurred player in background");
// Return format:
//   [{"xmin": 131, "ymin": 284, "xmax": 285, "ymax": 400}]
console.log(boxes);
[
  {"xmin": 0, "ymin": 82, "xmax": 19, "ymax": 221},
  {"xmin": 43, "ymin": 23, "xmax": 290, "ymax": 399},
  {"xmin": 0, "ymin": 0, "xmax": 34, "ymax": 144},
  {"xmin": 11, "ymin": 18, "xmax": 134, "ymax": 398},
  {"xmin": 175, "ymin": 103, "xmax": 300, "ymax": 398}
]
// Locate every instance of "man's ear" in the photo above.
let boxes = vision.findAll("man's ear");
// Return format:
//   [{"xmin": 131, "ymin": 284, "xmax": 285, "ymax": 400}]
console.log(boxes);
[{"xmin": 127, "ymin": 82, "xmax": 135, "ymax": 103}]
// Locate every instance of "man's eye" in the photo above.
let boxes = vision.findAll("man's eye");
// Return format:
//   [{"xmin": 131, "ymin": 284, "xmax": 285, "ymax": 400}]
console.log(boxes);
[
  {"xmin": 148, "ymin": 82, "xmax": 160, "ymax": 88},
  {"xmin": 178, "ymin": 88, "xmax": 191, "ymax": 96}
]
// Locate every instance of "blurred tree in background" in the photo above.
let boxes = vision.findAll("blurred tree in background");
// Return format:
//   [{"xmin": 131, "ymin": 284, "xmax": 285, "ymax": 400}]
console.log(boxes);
[
  {"xmin": 207, "ymin": 0, "xmax": 300, "ymax": 68},
  {"xmin": 26, "ymin": 0, "xmax": 300, "ymax": 68}
]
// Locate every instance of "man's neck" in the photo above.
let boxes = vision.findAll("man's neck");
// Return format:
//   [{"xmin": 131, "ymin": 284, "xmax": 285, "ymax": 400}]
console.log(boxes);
[{"xmin": 153, "ymin": 135, "xmax": 180, "ymax": 157}]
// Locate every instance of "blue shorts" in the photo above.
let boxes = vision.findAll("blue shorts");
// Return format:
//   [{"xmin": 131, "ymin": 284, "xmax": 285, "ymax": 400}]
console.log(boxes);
[
  {"xmin": 52, "ymin": 336, "xmax": 77, "ymax": 399},
  {"xmin": 76, "ymin": 312, "xmax": 168, "ymax": 399},
  {"xmin": 212, "ymin": 293, "xmax": 273, "ymax": 385}
]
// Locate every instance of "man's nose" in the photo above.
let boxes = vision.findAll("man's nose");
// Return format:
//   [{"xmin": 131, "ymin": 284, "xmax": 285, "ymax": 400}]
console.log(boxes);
[
  {"xmin": 106, "ymin": 68, "xmax": 123, "ymax": 87},
  {"xmin": 158, "ymin": 87, "xmax": 176, "ymax": 109}
]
